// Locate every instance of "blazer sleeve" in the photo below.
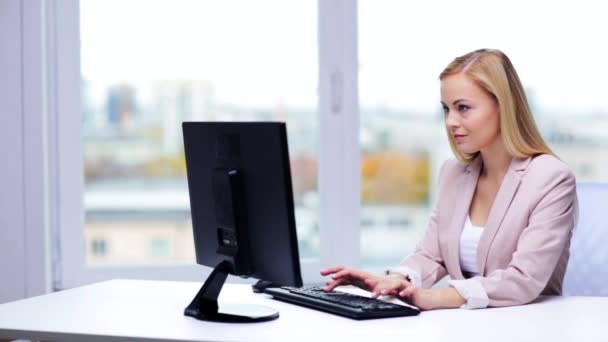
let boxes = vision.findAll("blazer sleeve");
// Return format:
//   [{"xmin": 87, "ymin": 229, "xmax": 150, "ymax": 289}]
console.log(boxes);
[
  {"xmin": 476, "ymin": 167, "xmax": 577, "ymax": 307},
  {"xmin": 394, "ymin": 161, "xmax": 449, "ymax": 289}
]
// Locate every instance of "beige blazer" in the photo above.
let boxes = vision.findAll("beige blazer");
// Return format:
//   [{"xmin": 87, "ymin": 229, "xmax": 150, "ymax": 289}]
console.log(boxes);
[{"xmin": 400, "ymin": 154, "xmax": 578, "ymax": 307}]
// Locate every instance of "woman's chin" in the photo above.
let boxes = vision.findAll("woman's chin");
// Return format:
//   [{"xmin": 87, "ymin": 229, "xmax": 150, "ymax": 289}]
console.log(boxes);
[{"xmin": 456, "ymin": 146, "xmax": 479, "ymax": 155}]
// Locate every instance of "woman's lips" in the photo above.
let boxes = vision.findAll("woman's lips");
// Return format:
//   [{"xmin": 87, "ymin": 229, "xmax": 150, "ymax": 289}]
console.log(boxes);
[{"xmin": 454, "ymin": 134, "xmax": 466, "ymax": 142}]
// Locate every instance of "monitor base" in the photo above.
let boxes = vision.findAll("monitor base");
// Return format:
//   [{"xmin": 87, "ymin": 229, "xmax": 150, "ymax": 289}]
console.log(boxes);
[
  {"xmin": 185, "ymin": 303, "xmax": 279, "ymax": 323},
  {"xmin": 185, "ymin": 260, "xmax": 279, "ymax": 323}
]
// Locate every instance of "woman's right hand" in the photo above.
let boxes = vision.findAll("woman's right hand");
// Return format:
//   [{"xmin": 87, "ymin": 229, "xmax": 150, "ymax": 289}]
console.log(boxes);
[{"xmin": 320, "ymin": 265, "xmax": 411, "ymax": 297}]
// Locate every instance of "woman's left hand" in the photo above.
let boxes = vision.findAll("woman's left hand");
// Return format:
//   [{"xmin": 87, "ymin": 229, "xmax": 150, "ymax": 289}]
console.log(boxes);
[{"xmin": 365, "ymin": 277, "xmax": 440, "ymax": 311}]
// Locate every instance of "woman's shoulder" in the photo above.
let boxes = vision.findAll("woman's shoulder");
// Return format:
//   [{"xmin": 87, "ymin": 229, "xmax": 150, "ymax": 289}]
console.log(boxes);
[
  {"xmin": 522, "ymin": 154, "xmax": 576, "ymax": 195},
  {"xmin": 526, "ymin": 153, "xmax": 574, "ymax": 179}
]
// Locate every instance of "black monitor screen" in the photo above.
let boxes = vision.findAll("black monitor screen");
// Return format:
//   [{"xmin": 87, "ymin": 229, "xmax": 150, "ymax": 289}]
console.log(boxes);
[{"xmin": 182, "ymin": 122, "xmax": 303, "ymax": 288}]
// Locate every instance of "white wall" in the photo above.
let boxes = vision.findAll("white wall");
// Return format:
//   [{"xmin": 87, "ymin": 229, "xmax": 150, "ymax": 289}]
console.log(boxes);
[{"xmin": 0, "ymin": 0, "xmax": 51, "ymax": 304}]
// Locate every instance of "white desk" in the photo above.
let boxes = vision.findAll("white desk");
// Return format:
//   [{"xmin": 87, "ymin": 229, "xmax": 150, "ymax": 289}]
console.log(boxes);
[{"xmin": 0, "ymin": 279, "xmax": 606, "ymax": 342}]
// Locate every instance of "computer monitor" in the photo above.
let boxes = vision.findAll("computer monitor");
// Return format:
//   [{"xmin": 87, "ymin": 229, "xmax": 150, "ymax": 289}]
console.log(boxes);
[{"xmin": 182, "ymin": 122, "xmax": 303, "ymax": 323}]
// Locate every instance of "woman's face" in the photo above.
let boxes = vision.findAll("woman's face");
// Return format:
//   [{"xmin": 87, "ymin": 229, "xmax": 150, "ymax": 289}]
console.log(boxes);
[{"xmin": 440, "ymin": 73, "xmax": 501, "ymax": 155}]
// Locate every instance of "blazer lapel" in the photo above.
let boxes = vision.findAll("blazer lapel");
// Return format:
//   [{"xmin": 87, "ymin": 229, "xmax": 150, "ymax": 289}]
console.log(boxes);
[
  {"xmin": 446, "ymin": 156, "xmax": 482, "ymax": 280},
  {"xmin": 477, "ymin": 156, "xmax": 530, "ymax": 275}
]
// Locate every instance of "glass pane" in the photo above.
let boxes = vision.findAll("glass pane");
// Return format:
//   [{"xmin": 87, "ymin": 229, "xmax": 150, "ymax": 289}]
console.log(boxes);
[
  {"xmin": 359, "ymin": 0, "xmax": 608, "ymax": 270},
  {"xmin": 81, "ymin": 0, "xmax": 319, "ymax": 265}
]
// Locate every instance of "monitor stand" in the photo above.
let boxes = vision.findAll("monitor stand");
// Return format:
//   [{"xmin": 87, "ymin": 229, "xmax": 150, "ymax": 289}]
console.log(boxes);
[{"xmin": 184, "ymin": 260, "xmax": 279, "ymax": 323}]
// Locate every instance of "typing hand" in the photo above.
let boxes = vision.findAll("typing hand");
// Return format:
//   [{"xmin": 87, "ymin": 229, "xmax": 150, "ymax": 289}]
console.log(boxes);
[
  {"xmin": 321, "ymin": 266, "xmax": 439, "ymax": 310},
  {"xmin": 320, "ymin": 266, "xmax": 378, "ymax": 292},
  {"xmin": 366, "ymin": 277, "xmax": 439, "ymax": 311},
  {"xmin": 363, "ymin": 274, "xmax": 411, "ymax": 298}
]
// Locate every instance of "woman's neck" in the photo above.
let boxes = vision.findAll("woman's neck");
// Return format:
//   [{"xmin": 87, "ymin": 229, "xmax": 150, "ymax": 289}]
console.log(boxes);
[{"xmin": 479, "ymin": 139, "xmax": 512, "ymax": 184}]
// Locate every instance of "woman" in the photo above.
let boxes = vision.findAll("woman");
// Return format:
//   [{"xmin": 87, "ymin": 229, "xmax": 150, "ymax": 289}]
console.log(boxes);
[{"xmin": 321, "ymin": 49, "xmax": 578, "ymax": 310}]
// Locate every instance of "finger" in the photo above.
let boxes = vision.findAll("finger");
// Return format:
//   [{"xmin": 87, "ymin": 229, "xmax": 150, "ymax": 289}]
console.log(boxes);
[
  {"xmin": 324, "ymin": 278, "xmax": 349, "ymax": 292},
  {"xmin": 333, "ymin": 268, "xmax": 371, "ymax": 282},
  {"xmin": 326, "ymin": 277, "xmax": 350, "ymax": 290},
  {"xmin": 399, "ymin": 285, "xmax": 417, "ymax": 297},
  {"xmin": 371, "ymin": 284, "xmax": 389, "ymax": 298},
  {"xmin": 326, "ymin": 276, "xmax": 349, "ymax": 286},
  {"xmin": 393, "ymin": 281, "xmax": 409, "ymax": 293},
  {"xmin": 371, "ymin": 287, "xmax": 393, "ymax": 298},
  {"xmin": 374, "ymin": 285, "xmax": 397, "ymax": 297},
  {"xmin": 320, "ymin": 265, "xmax": 345, "ymax": 276},
  {"xmin": 398, "ymin": 286, "xmax": 410, "ymax": 297},
  {"xmin": 378, "ymin": 288, "xmax": 398, "ymax": 296},
  {"xmin": 331, "ymin": 269, "xmax": 351, "ymax": 280}
]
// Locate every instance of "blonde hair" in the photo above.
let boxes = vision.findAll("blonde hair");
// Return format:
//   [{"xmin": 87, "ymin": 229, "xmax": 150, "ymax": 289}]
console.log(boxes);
[{"xmin": 439, "ymin": 49, "xmax": 554, "ymax": 164}]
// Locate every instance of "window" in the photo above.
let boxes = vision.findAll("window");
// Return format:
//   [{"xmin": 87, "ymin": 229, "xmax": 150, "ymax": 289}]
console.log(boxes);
[
  {"xmin": 54, "ymin": 0, "xmax": 358, "ymax": 287},
  {"xmin": 79, "ymin": 0, "xmax": 319, "ymax": 264}
]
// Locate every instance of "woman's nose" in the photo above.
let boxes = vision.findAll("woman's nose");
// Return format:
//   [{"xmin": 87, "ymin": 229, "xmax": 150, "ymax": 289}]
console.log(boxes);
[{"xmin": 445, "ymin": 111, "xmax": 460, "ymax": 128}]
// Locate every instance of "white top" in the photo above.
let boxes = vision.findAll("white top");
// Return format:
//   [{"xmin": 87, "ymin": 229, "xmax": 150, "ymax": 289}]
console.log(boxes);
[
  {"xmin": 458, "ymin": 215, "xmax": 484, "ymax": 275},
  {"xmin": 0, "ymin": 280, "xmax": 607, "ymax": 342}
]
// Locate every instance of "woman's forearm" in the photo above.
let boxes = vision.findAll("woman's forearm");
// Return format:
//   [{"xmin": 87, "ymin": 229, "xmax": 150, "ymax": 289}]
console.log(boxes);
[{"xmin": 428, "ymin": 287, "xmax": 466, "ymax": 309}]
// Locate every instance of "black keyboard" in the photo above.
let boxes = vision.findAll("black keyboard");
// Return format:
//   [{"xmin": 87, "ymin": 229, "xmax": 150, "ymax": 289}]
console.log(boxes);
[{"xmin": 264, "ymin": 286, "xmax": 420, "ymax": 319}]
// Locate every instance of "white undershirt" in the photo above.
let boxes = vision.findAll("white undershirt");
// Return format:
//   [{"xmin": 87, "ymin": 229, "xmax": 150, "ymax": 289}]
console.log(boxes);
[{"xmin": 459, "ymin": 215, "xmax": 484, "ymax": 276}]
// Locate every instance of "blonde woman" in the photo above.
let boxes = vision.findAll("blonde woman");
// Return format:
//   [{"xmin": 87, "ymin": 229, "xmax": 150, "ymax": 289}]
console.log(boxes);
[{"xmin": 321, "ymin": 49, "xmax": 578, "ymax": 310}]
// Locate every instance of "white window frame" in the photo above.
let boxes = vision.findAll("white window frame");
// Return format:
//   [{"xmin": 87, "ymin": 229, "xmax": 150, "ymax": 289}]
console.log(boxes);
[
  {"xmin": 1, "ymin": 0, "xmax": 53, "ymax": 302},
  {"xmin": 42, "ymin": 0, "xmax": 360, "ymax": 289},
  {"xmin": 1, "ymin": 0, "xmax": 28, "ymax": 303}
]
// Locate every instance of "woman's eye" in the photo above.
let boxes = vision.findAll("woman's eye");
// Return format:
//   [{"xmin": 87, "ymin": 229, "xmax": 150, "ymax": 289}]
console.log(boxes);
[
  {"xmin": 458, "ymin": 104, "xmax": 470, "ymax": 112},
  {"xmin": 442, "ymin": 106, "xmax": 449, "ymax": 114}
]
